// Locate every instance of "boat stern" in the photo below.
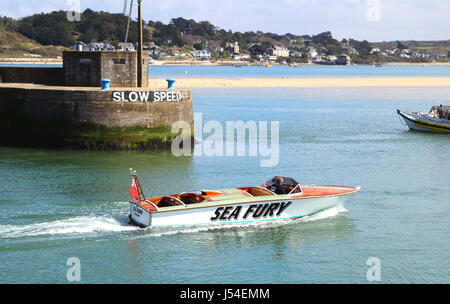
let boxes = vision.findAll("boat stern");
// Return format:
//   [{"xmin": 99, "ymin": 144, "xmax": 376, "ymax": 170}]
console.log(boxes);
[{"xmin": 129, "ymin": 201, "xmax": 153, "ymax": 227}]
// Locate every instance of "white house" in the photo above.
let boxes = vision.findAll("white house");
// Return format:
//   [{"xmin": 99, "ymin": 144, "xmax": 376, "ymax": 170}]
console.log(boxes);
[
  {"xmin": 119, "ymin": 43, "xmax": 135, "ymax": 51},
  {"xmin": 192, "ymin": 50, "xmax": 212, "ymax": 59},
  {"xmin": 225, "ymin": 42, "xmax": 240, "ymax": 54},
  {"xmin": 232, "ymin": 54, "xmax": 250, "ymax": 60},
  {"xmin": 289, "ymin": 50, "xmax": 303, "ymax": 58},
  {"xmin": 307, "ymin": 47, "xmax": 318, "ymax": 58},
  {"xmin": 400, "ymin": 53, "xmax": 410, "ymax": 59},
  {"xmin": 72, "ymin": 42, "xmax": 116, "ymax": 51},
  {"xmin": 270, "ymin": 45, "xmax": 289, "ymax": 57}
]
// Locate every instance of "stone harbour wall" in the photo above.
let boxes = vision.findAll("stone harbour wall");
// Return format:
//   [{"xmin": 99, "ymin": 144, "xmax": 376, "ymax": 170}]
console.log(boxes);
[
  {"xmin": 0, "ymin": 85, "xmax": 193, "ymax": 150},
  {"xmin": 0, "ymin": 67, "xmax": 64, "ymax": 85}
]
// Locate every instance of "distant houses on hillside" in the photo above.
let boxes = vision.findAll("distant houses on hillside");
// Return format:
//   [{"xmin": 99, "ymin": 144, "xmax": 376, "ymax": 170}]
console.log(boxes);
[
  {"xmin": 225, "ymin": 42, "xmax": 240, "ymax": 54},
  {"xmin": 72, "ymin": 42, "xmax": 115, "ymax": 51},
  {"xmin": 70, "ymin": 38, "xmax": 448, "ymax": 64},
  {"xmin": 72, "ymin": 41, "xmax": 136, "ymax": 51},
  {"xmin": 120, "ymin": 43, "xmax": 135, "ymax": 51},
  {"xmin": 192, "ymin": 49, "xmax": 212, "ymax": 60},
  {"xmin": 336, "ymin": 54, "xmax": 351, "ymax": 65},
  {"xmin": 269, "ymin": 45, "xmax": 289, "ymax": 58}
]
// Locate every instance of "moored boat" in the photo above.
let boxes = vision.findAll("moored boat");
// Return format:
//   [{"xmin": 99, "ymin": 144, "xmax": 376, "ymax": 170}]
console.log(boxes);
[
  {"xmin": 128, "ymin": 173, "xmax": 360, "ymax": 228},
  {"xmin": 397, "ymin": 106, "xmax": 450, "ymax": 134}
]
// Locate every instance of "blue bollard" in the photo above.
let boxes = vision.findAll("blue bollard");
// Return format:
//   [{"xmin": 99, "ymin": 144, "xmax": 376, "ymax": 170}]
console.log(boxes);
[
  {"xmin": 101, "ymin": 78, "xmax": 111, "ymax": 90},
  {"xmin": 166, "ymin": 78, "xmax": 176, "ymax": 89}
]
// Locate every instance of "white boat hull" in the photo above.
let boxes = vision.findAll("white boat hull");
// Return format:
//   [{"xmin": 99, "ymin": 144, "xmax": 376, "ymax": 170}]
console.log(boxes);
[
  {"xmin": 130, "ymin": 194, "xmax": 348, "ymax": 228},
  {"xmin": 397, "ymin": 109, "xmax": 450, "ymax": 134}
]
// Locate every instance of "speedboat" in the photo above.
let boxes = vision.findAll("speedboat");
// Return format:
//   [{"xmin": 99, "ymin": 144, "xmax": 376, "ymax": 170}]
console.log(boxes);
[
  {"xmin": 397, "ymin": 106, "xmax": 450, "ymax": 134},
  {"xmin": 128, "ymin": 173, "xmax": 360, "ymax": 228}
]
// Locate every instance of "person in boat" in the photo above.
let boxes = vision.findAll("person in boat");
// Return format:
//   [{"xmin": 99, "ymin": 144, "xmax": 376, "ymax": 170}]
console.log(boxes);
[
  {"xmin": 270, "ymin": 176, "xmax": 286, "ymax": 195},
  {"xmin": 437, "ymin": 105, "xmax": 447, "ymax": 119}
]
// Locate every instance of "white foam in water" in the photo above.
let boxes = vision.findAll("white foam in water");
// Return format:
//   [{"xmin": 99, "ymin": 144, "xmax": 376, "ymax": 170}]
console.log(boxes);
[
  {"xmin": 0, "ymin": 205, "xmax": 347, "ymax": 239},
  {"xmin": 302, "ymin": 204, "xmax": 347, "ymax": 222},
  {"xmin": 0, "ymin": 215, "xmax": 138, "ymax": 238}
]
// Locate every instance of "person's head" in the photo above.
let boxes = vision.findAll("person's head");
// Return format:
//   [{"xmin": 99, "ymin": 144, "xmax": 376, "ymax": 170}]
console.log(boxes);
[{"xmin": 275, "ymin": 176, "xmax": 283, "ymax": 184}]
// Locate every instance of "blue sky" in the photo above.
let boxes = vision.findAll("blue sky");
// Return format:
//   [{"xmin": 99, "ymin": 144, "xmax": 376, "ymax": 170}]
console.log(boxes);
[{"xmin": 0, "ymin": 0, "xmax": 449, "ymax": 42}]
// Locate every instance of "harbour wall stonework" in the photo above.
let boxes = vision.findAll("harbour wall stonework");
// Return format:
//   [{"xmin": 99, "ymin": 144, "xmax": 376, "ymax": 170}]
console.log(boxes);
[
  {"xmin": 0, "ymin": 67, "xmax": 64, "ymax": 85},
  {"xmin": 0, "ymin": 85, "xmax": 193, "ymax": 150}
]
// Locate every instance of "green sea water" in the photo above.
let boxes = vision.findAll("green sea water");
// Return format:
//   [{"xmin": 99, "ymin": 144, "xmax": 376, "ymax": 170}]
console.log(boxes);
[{"xmin": 0, "ymin": 86, "xmax": 449, "ymax": 283}]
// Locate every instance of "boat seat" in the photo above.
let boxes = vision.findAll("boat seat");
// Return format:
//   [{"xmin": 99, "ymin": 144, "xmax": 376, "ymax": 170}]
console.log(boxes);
[
  {"xmin": 179, "ymin": 192, "xmax": 206, "ymax": 204},
  {"xmin": 247, "ymin": 186, "xmax": 276, "ymax": 196},
  {"xmin": 157, "ymin": 196, "xmax": 185, "ymax": 207}
]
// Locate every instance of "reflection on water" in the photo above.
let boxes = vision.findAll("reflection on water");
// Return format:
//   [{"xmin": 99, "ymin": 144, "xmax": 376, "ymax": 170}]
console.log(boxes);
[{"xmin": 126, "ymin": 240, "xmax": 144, "ymax": 282}]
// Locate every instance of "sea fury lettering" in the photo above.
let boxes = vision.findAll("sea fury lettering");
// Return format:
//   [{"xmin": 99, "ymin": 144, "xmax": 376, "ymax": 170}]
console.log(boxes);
[
  {"xmin": 112, "ymin": 91, "xmax": 182, "ymax": 102},
  {"xmin": 210, "ymin": 202, "xmax": 292, "ymax": 221}
]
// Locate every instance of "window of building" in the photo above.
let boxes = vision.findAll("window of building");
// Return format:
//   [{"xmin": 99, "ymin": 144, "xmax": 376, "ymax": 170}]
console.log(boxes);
[{"xmin": 113, "ymin": 58, "xmax": 126, "ymax": 64}]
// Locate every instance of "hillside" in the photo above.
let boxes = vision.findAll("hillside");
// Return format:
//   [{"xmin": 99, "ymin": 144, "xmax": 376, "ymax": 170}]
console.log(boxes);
[
  {"xmin": 0, "ymin": 10, "xmax": 449, "ymax": 63},
  {"xmin": 0, "ymin": 27, "xmax": 66, "ymax": 58}
]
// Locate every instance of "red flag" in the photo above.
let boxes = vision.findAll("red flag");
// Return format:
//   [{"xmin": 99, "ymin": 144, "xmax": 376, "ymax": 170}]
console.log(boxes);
[{"xmin": 129, "ymin": 177, "xmax": 140, "ymax": 200}]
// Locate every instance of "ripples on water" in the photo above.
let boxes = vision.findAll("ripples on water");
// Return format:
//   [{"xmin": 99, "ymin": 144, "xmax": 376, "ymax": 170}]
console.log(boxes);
[{"xmin": 0, "ymin": 86, "xmax": 449, "ymax": 283}]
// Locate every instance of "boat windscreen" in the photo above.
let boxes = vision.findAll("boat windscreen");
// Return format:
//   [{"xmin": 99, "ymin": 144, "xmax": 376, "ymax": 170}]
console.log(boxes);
[{"xmin": 265, "ymin": 176, "xmax": 300, "ymax": 187}]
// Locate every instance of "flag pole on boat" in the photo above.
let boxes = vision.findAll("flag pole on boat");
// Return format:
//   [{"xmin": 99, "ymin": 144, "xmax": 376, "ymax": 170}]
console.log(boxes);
[{"xmin": 129, "ymin": 168, "xmax": 145, "ymax": 201}]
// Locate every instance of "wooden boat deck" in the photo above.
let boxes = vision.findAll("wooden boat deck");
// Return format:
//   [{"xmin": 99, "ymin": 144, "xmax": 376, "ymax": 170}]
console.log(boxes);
[{"xmin": 132, "ymin": 185, "xmax": 359, "ymax": 213}]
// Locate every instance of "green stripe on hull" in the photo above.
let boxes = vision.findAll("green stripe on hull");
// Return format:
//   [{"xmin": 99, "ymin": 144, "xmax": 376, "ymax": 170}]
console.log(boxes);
[
  {"xmin": 207, "ymin": 193, "xmax": 248, "ymax": 201},
  {"xmin": 130, "ymin": 206, "xmax": 334, "ymax": 229}
]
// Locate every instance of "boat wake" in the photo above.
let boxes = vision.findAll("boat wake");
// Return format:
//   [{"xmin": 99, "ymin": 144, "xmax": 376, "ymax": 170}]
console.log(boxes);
[
  {"xmin": 0, "ymin": 205, "xmax": 348, "ymax": 240},
  {"xmin": 303, "ymin": 204, "xmax": 347, "ymax": 222},
  {"xmin": 0, "ymin": 215, "xmax": 138, "ymax": 239}
]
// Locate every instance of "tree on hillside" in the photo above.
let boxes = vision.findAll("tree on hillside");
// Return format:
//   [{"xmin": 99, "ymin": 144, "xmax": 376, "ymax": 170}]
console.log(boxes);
[
  {"xmin": 310, "ymin": 31, "xmax": 343, "ymax": 55},
  {"xmin": 15, "ymin": 9, "xmax": 151, "ymax": 46},
  {"xmin": 0, "ymin": 16, "xmax": 17, "ymax": 30},
  {"xmin": 193, "ymin": 42, "xmax": 204, "ymax": 50},
  {"xmin": 55, "ymin": 22, "xmax": 75, "ymax": 46},
  {"xmin": 170, "ymin": 17, "xmax": 197, "ymax": 34},
  {"xmin": 17, "ymin": 22, "xmax": 34, "ymax": 38},
  {"xmin": 312, "ymin": 31, "xmax": 337, "ymax": 45},
  {"xmin": 349, "ymin": 39, "xmax": 373, "ymax": 56},
  {"xmin": 150, "ymin": 20, "xmax": 184, "ymax": 46},
  {"xmin": 248, "ymin": 41, "xmax": 272, "ymax": 56},
  {"xmin": 396, "ymin": 41, "xmax": 407, "ymax": 50}
]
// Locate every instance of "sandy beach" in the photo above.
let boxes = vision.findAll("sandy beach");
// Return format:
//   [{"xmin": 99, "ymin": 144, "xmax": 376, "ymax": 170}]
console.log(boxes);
[
  {"xmin": 0, "ymin": 58, "xmax": 62, "ymax": 65},
  {"xmin": 149, "ymin": 77, "xmax": 450, "ymax": 89},
  {"xmin": 1, "ymin": 57, "xmax": 449, "ymax": 67}
]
